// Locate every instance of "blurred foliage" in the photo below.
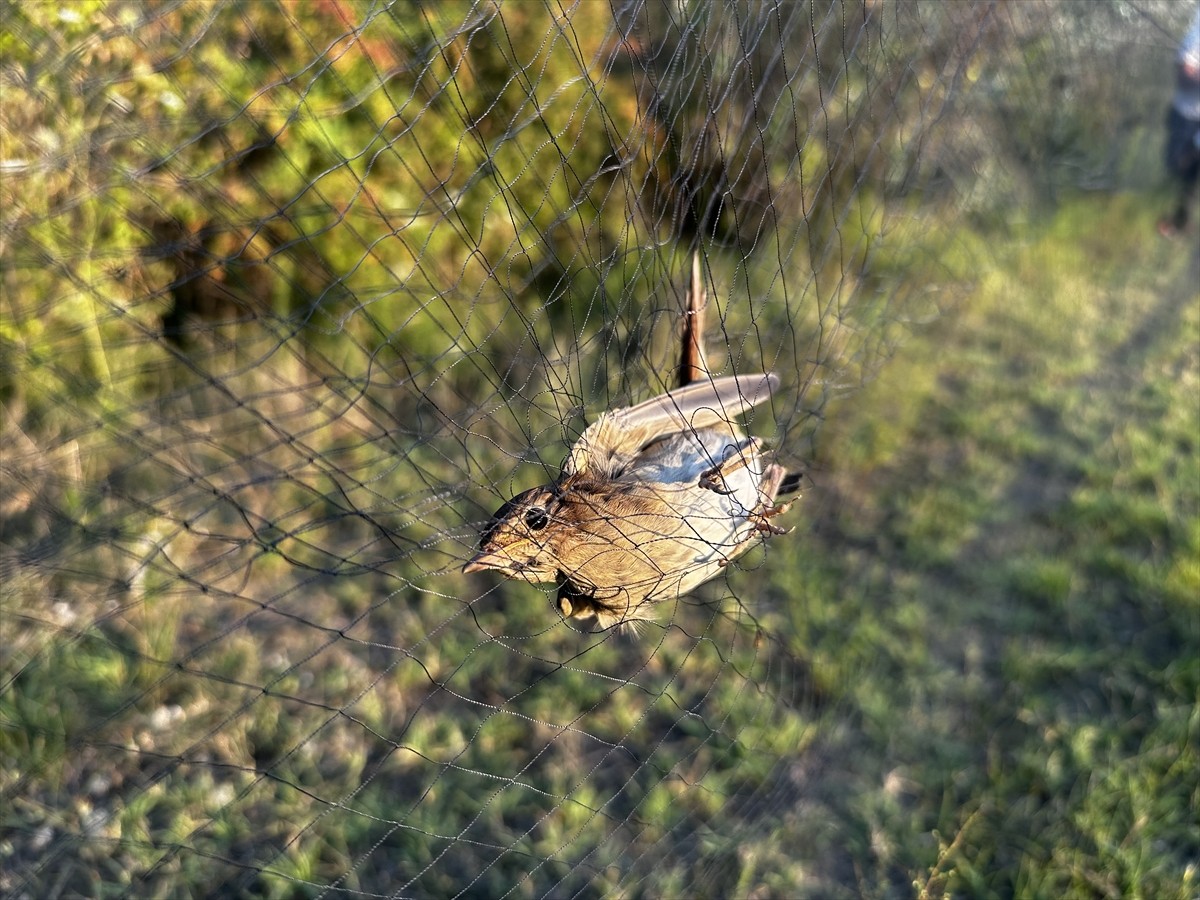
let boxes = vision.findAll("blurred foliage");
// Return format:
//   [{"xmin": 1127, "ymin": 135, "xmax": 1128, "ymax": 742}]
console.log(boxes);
[{"xmin": 2, "ymin": 1, "xmax": 1197, "ymax": 898}]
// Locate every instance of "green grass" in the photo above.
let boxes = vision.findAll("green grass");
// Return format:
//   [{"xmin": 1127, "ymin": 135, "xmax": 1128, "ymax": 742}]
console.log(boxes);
[
  {"xmin": 10, "ymin": 190, "xmax": 1193, "ymax": 899},
  {"xmin": 758, "ymin": 192, "xmax": 1199, "ymax": 898}
]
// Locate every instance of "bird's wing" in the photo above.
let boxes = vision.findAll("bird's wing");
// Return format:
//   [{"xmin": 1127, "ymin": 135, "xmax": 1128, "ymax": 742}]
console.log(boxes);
[{"xmin": 565, "ymin": 373, "xmax": 778, "ymax": 478}]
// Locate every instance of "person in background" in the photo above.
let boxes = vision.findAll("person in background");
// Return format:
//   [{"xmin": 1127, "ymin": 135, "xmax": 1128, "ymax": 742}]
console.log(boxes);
[{"xmin": 1159, "ymin": 8, "xmax": 1200, "ymax": 238}]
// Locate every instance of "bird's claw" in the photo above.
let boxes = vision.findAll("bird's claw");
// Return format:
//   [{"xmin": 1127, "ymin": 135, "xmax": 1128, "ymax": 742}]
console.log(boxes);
[
  {"xmin": 700, "ymin": 438, "xmax": 767, "ymax": 495},
  {"xmin": 750, "ymin": 501, "xmax": 793, "ymax": 536},
  {"xmin": 699, "ymin": 468, "xmax": 736, "ymax": 494}
]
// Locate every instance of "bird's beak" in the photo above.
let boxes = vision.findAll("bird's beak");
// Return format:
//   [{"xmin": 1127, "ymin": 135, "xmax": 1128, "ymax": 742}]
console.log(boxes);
[{"xmin": 462, "ymin": 550, "xmax": 508, "ymax": 575}]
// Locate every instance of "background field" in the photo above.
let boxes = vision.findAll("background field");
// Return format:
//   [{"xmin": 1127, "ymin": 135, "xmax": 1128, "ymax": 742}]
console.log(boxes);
[{"xmin": 2, "ymin": 2, "xmax": 1197, "ymax": 897}]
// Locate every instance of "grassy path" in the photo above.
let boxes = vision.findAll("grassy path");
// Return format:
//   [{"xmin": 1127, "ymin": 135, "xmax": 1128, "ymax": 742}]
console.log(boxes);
[{"xmin": 788, "ymin": 194, "xmax": 1199, "ymax": 896}]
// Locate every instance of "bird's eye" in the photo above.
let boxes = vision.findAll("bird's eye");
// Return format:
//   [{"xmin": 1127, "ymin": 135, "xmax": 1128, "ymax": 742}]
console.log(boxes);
[{"xmin": 524, "ymin": 507, "xmax": 549, "ymax": 531}]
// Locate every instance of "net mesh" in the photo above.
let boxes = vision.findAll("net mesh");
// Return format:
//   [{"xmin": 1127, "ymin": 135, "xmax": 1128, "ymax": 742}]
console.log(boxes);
[{"xmin": 2, "ymin": 1, "xmax": 1194, "ymax": 896}]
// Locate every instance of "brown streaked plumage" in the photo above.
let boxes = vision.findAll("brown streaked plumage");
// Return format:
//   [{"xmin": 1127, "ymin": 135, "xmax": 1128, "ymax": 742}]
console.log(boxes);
[{"xmin": 465, "ymin": 257, "xmax": 798, "ymax": 629}]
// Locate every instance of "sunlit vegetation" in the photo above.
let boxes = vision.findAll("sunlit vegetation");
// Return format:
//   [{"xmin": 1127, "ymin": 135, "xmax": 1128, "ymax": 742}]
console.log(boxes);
[{"xmin": 2, "ymin": 2, "xmax": 1196, "ymax": 897}]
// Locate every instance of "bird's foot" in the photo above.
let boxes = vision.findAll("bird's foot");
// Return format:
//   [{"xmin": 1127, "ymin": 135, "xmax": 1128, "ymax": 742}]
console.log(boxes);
[{"xmin": 699, "ymin": 437, "xmax": 765, "ymax": 494}]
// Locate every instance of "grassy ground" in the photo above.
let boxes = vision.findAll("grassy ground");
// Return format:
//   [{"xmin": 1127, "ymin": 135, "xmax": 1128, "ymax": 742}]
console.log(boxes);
[
  {"xmin": 4, "ymin": 185, "xmax": 1195, "ymax": 898},
  {"xmin": 767, "ymin": 191, "xmax": 1199, "ymax": 898}
]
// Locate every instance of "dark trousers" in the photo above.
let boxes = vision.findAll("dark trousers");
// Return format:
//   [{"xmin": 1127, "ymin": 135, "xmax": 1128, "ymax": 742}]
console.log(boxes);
[{"xmin": 1164, "ymin": 106, "xmax": 1200, "ymax": 229}]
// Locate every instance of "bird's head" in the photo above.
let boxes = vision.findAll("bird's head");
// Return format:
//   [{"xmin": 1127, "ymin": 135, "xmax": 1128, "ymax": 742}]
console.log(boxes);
[{"xmin": 463, "ymin": 486, "xmax": 563, "ymax": 584}]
